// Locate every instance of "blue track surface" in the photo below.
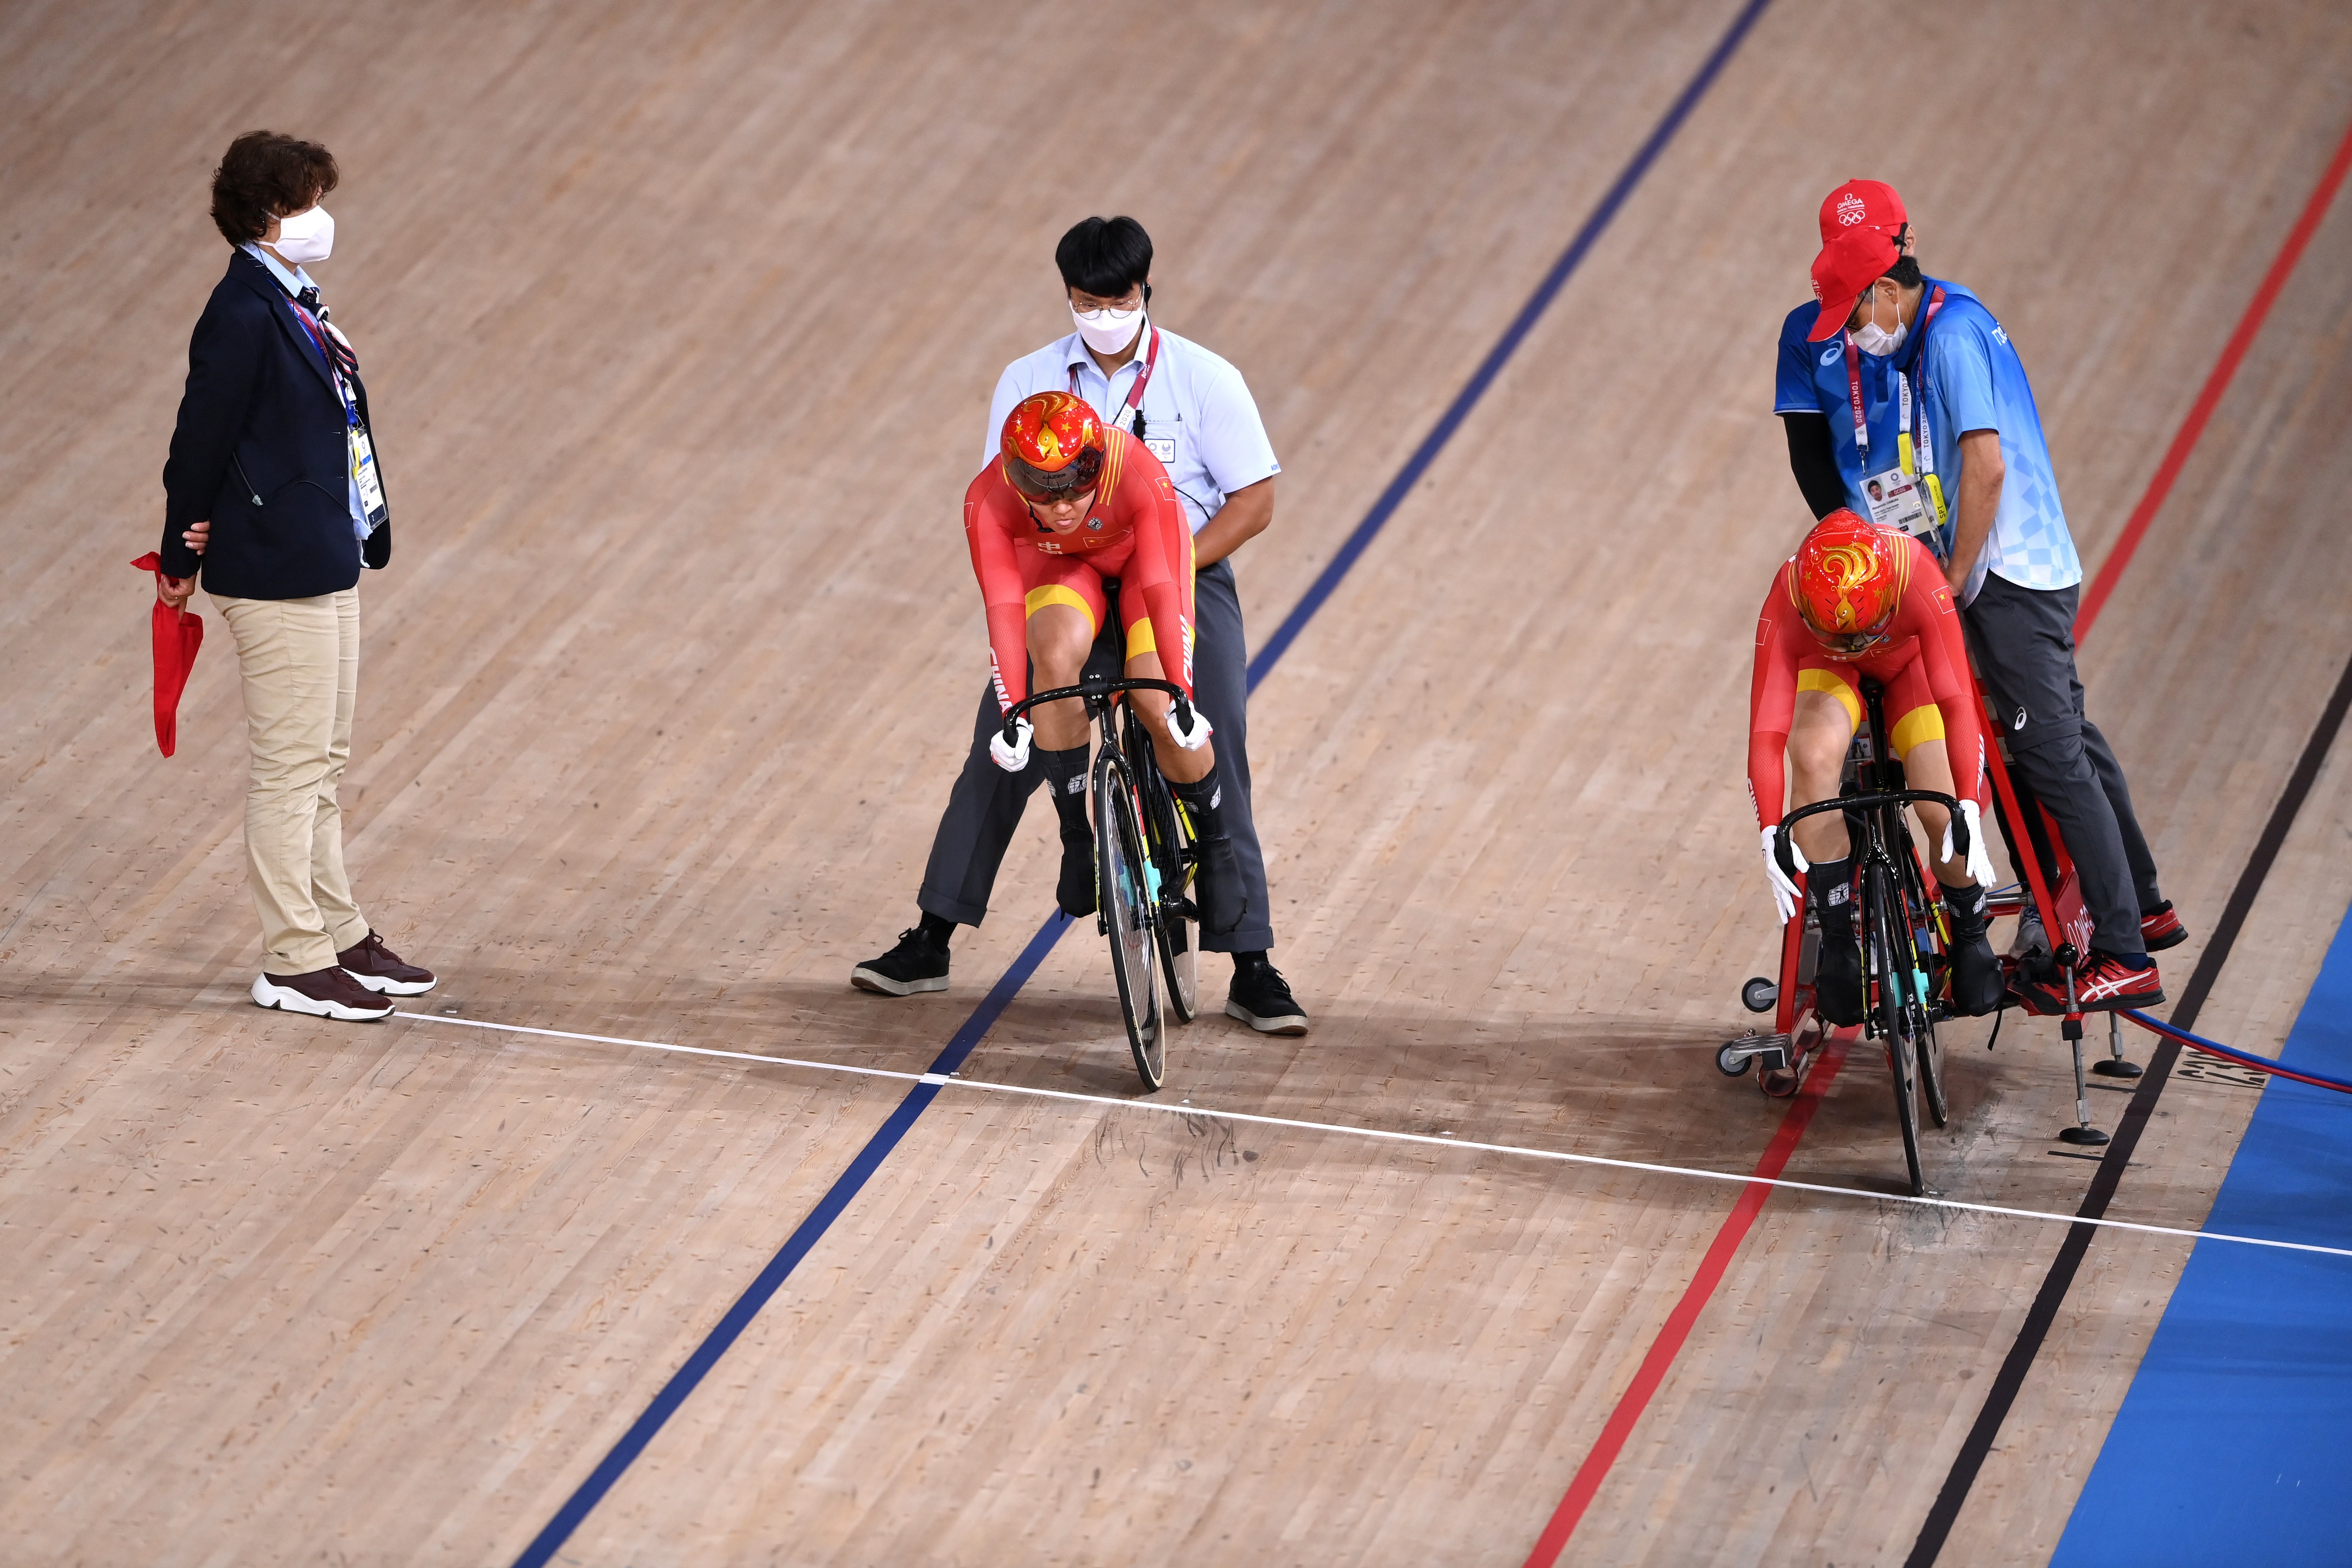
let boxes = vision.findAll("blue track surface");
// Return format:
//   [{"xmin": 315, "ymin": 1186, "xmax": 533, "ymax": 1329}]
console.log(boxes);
[{"xmin": 2053, "ymin": 897, "xmax": 2352, "ymax": 1568}]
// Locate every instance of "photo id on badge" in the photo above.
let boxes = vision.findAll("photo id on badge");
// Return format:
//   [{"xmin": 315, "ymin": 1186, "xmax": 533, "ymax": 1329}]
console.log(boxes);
[
  {"xmin": 350, "ymin": 425, "xmax": 389, "ymax": 528},
  {"xmin": 1862, "ymin": 465, "xmax": 1931, "ymax": 536}
]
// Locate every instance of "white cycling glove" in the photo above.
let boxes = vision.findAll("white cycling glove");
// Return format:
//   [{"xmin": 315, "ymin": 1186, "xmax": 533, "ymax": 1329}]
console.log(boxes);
[
  {"xmin": 1942, "ymin": 797, "xmax": 1996, "ymax": 890},
  {"xmin": 1168, "ymin": 703, "xmax": 1213, "ymax": 752},
  {"xmin": 989, "ymin": 716, "xmax": 1034, "ymax": 773},
  {"xmin": 1761, "ymin": 824, "xmax": 1807, "ymax": 925}
]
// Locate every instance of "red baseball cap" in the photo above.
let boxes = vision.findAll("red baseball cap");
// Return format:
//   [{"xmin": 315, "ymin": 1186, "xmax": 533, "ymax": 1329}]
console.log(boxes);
[
  {"xmin": 1807, "ymin": 226, "xmax": 1899, "ymax": 342},
  {"xmin": 1818, "ymin": 178, "xmax": 1906, "ymax": 242}
]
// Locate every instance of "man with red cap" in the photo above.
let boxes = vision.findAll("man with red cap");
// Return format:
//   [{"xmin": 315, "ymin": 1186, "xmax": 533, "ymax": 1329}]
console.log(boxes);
[{"xmin": 1769, "ymin": 180, "xmax": 2182, "ymax": 1013}]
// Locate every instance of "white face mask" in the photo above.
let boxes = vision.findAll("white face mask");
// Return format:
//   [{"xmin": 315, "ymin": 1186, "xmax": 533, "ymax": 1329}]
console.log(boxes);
[
  {"xmin": 1071, "ymin": 300, "xmax": 1144, "ymax": 355},
  {"xmin": 272, "ymin": 205, "xmax": 334, "ymax": 265},
  {"xmin": 1850, "ymin": 290, "xmax": 1906, "ymax": 356}
]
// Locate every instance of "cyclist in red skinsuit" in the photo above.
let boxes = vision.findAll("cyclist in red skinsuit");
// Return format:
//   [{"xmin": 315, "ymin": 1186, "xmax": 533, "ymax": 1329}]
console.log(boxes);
[
  {"xmin": 965, "ymin": 419, "xmax": 1195, "ymax": 717},
  {"xmin": 966, "ymin": 390, "xmax": 1242, "ymax": 933},
  {"xmin": 1748, "ymin": 510, "xmax": 2003, "ymax": 1022}
]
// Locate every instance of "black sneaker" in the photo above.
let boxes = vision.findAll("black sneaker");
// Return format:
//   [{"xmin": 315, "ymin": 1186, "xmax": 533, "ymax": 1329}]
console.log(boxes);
[
  {"xmin": 1226, "ymin": 957, "xmax": 1308, "ymax": 1035},
  {"xmin": 851, "ymin": 928, "xmax": 949, "ymax": 996},
  {"xmin": 1058, "ymin": 830, "xmax": 1097, "ymax": 919}
]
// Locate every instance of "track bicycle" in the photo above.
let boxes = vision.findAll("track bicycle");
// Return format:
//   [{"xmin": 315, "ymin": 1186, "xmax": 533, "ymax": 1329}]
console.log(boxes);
[
  {"xmin": 997, "ymin": 677, "xmax": 1202, "ymax": 1091},
  {"xmin": 1723, "ymin": 679, "xmax": 1970, "ymax": 1196},
  {"xmin": 1772, "ymin": 776, "xmax": 1968, "ymax": 1196}
]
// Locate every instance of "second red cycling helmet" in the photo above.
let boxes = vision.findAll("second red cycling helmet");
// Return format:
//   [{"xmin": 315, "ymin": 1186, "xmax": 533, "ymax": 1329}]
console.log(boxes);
[
  {"xmin": 1001, "ymin": 390, "xmax": 1107, "ymax": 501},
  {"xmin": 1790, "ymin": 509, "xmax": 1908, "ymax": 655}
]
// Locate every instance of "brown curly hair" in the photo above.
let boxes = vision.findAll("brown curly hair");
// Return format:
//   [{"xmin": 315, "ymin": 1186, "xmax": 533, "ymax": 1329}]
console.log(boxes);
[{"xmin": 209, "ymin": 131, "xmax": 339, "ymax": 245}]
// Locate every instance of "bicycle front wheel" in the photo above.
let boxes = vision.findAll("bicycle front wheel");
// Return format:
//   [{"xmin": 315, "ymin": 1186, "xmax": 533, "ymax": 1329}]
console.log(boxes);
[
  {"xmin": 1125, "ymin": 710, "xmax": 1198, "ymax": 1024},
  {"xmin": 1867, "ymin": 863, "xmax": 1927, "ymax": 1196},
  {"xmin": 1888, "ymin": 808, "xmax": 1951, "ymax": 1130},
  {"xmin": 1095, "ymin": 749, "xmax": 1164, "ymax": 1090}
]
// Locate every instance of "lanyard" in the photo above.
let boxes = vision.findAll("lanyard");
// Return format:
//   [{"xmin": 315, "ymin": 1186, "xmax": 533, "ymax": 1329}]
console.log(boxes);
[
  {"xmin": 287, "ymin": 296, "xmax": 360, "ymax": 430},
  {"xmin": 1841, "ymin": 284, "xmax": 1948, "ymax": 460},
  {"xmin": 1070, "ymin": 323, "xmax": 1160, "ymax": 433}
]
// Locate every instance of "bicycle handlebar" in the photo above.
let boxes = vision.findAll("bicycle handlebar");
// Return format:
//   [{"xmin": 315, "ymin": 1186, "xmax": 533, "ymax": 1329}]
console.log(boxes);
[
  {"xmin": 1774, "ymin": 789, "xmax": 1965, "ymax": 877},
  {"xmin": 999, "ymin": 678, "xmax": 1196, "ymax": 743}
]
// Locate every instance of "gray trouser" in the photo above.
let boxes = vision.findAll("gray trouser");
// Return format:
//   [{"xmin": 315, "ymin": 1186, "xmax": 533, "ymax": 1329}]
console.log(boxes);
[
  {"xmin": 917, "ymin": 558, "xmax": 1275, "ymax": 953},
  {"xmin": 1961, "ymin": 574, "xmax": 2162, "ymax": 956}
]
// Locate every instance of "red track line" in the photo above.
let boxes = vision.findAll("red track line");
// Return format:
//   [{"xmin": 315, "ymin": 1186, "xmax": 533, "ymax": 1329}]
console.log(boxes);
[
  {"xmin": 2075, "ymin": 113, "xmax": 2352, "ymax": 640},
  {"xmin": 1520, "ymin": 112, "xmax": 2352, "ymax": 1566},
  {"xmin": 1521, "ymin": 1035, "xmax": 1853, "ymax": 1568}
]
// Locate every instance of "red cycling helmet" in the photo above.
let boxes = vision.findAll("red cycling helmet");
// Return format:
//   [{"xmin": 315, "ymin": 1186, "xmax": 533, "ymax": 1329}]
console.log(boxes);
[
  {"xmin": 1001, "ymin": 390, "xmax": 1107, "ymax": 501},
  {"xmin": 1790, "ymin": 509, "xmax": 1908, "ymax": 655}
]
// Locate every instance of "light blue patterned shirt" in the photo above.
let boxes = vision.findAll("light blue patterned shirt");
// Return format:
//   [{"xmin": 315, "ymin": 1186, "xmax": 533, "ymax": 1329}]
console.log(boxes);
[{"xmin": 1916, "ymin": 281, "xmax": 2082, "ymax": 603}]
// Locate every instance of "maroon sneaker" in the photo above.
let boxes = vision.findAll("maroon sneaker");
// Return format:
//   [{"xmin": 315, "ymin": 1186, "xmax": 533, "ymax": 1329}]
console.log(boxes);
[
  {"xmin": 2023, "ymin": 950, "xmax": 2165, "ymax": 1013},
  {"xmin": 338, "ymin": 931, "xmax": 438, "ymax": 996},
  {"xmin": 251, "ymin": 966, "xmax": 394, "ymax": 1021},
  {"xmin": 2140, "ymin": 902, "xmax": 2189, "ymax": 952}
]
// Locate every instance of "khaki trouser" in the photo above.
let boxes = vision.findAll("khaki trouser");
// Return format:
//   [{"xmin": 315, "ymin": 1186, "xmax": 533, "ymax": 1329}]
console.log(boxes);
[{"xmin": 210, "ymin": 589, "xmax": 370, "ymax": 974}]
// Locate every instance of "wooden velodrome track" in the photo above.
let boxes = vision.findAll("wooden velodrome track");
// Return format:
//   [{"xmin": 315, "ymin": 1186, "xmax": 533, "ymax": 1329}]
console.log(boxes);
[{"xmin": 5, "ymin": 0, "xmax": 2352, "ymax": 1562}]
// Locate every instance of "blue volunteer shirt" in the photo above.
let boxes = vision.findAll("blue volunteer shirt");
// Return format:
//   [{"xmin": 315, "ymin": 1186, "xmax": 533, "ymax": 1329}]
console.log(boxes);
[
  {"xmin": 1775, "ymin": 278, "xmax": 2081, "ymax": 604},
  {"xmin": 1914, "ymin": 282, "xmax": 2082, "ymax": 601},
  {"xmin": 985, "ymin": 320, "xmax": 1279, "ymax": 536},
  {"xmin": 1775, "ymin": 299, "xmax": 1908, "ymax": 515}
]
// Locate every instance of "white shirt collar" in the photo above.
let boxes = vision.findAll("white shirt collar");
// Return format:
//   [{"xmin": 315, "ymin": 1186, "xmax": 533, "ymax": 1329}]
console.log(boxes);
[{"xmin": 242, "ymin": 242, "xmax": 316, "ymax": 298}]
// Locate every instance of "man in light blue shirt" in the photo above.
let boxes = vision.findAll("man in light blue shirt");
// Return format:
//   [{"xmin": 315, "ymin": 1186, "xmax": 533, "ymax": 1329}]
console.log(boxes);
[
  {"xmin": 856, "ymin": 217, "xmax": 1306, "ymax": 1033},
  {"xmin": 1775, "ymin": 181, "xmax": 2181, "ymax": 1008}
]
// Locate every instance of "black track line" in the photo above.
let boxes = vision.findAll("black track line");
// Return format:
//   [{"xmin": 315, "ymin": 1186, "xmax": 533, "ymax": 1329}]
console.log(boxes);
[{"xmin": 1905, "ymin": 643, "xmax": 2352, "ymax": 1568}]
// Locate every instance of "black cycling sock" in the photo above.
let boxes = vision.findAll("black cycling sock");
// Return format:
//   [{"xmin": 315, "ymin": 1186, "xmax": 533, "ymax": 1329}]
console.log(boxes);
[
  {"xmin": 1807, "ymin": 855, "xmax": 1856, "ymax": 934},
  {"xmin": 1040, "ymin": 746, "xmax": 1090, "ymax": 837},
  {"xmin": 1940, "ymin": 880, "xmax": 1989, "ymax": 936},
  {"xmin": 915, "ymin": 912, "xmax": 956, "ymax": 950},
  {"xmin": 1172, "ymin": 765, "xmax": 1246, "ymax": 935}
]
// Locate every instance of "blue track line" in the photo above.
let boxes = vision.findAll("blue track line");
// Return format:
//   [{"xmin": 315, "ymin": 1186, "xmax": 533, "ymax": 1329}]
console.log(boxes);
[
  {"xmin": 1247, "ymin": 0, "xmax": 1775, "ymax": 691},
  {"xmin": 510, "ymin": 5, "xmax": 1772, "ymax": 1558}
]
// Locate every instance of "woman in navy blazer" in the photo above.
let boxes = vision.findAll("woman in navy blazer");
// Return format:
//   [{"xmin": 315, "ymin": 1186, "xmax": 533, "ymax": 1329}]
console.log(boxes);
[{"xmin": 155, "ymin": 131, "xmax": 433, "ymax": 1021}]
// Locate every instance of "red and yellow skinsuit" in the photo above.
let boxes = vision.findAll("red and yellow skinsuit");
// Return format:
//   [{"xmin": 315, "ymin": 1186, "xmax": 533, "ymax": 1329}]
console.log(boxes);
[
  {"xmin": 964, "ymin": 426, "xmax": 1195, "ymax": 713},
  {"xmin": 1748, "ymin": 531, "xmax": 1987, "ymax": 831}
]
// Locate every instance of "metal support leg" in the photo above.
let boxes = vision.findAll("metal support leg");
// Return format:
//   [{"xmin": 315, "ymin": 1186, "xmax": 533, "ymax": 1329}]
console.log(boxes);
[
  {"xmin": 2058, "ymin": 1014, "xmax": 2110, "ymax": 1146},
  {"xmin": 2091, "ymin": 1008, "xmax": 2144, "ymax": 1079}
]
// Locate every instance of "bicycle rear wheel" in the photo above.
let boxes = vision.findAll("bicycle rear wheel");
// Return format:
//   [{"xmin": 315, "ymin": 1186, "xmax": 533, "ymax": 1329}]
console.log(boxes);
[
  {"xmin": 1867, "ymin": 862, "xmax": 1927, "ymax": 1195},
  {"xmin": 1095, "ymin": 748, "xmax": 1164, "ymax": 1090}
]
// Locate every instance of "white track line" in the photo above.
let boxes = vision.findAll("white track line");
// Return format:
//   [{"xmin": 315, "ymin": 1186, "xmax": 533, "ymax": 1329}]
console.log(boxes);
[{"xmin": 394, "ymin": 1011, "xmax": 2352, "ymax": 1261}]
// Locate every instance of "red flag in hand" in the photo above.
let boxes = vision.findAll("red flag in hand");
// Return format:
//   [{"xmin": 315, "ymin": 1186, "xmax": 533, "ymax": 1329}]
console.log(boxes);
[{"xmin": 130, "ymin": 553, "xmax": 202, "ymax": 757}]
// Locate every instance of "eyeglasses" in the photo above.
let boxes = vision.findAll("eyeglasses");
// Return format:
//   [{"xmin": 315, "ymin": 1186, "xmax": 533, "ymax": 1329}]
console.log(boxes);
[{"xmin": 1071, "ymin": 300, "xmax": 1143, "ymax": 322}]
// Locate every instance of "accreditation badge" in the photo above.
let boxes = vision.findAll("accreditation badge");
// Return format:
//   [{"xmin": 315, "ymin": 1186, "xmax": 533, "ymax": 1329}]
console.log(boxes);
[
  {"xmin": 1861, "ymin": 463, "xmax": 1932, "ymax": 537},
  {"xmin": 350, "ymin": 424, "xmax": 389, "ymax": 530}
]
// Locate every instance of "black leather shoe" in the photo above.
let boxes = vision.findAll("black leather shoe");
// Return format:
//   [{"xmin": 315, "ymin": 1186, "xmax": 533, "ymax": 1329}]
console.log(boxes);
[
  {"xmin": 1226, "ymin": 956, "xmax": 1308, "ymax": 1035},
  {"xmin": 851, "ymin": 928, "xmax": 950, "ymax": 996}
]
